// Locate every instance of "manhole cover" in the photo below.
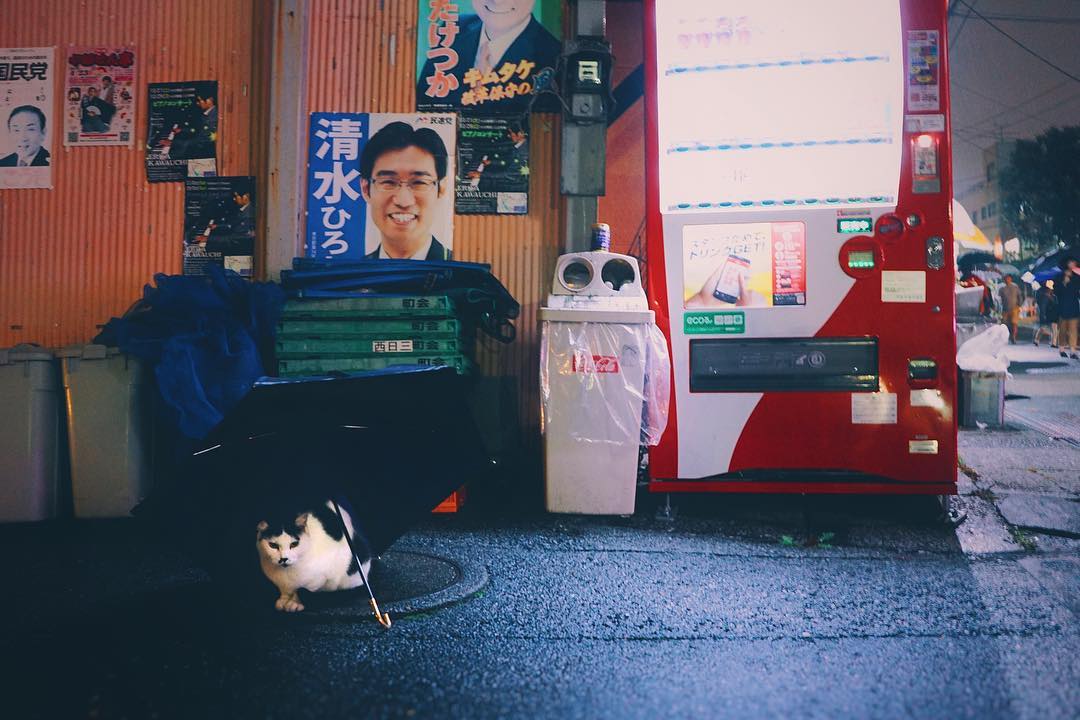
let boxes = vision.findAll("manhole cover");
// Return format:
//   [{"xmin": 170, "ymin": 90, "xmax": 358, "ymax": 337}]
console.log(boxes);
[{"xmin": 301, "ymin": 550, "xmax": 488, "ymax": 617}]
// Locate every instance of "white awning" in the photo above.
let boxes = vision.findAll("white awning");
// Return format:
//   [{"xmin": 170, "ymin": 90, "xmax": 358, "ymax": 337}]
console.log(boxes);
[{"xmin": 953, "ymin": 199, "xmax": 992, "ymax": 251}]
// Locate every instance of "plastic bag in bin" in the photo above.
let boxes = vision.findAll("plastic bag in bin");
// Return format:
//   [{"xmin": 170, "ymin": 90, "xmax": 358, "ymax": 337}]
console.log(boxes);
[{"xmin": 540, "ymin": 321, "xmax": 670, "ymax": 446}]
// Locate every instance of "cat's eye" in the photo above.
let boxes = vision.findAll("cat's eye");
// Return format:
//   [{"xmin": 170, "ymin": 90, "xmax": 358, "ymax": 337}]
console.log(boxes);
[
  {"xmin": 269, "ymin": 543, "xmax": 279, "ymax": 550},
  {"xmin": 290, "ymin": 541, "xmax": 299, "ymax": 548}
]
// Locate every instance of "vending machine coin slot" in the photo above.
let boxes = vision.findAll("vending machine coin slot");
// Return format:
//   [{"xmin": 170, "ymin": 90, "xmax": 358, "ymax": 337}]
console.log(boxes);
[{"xmin": 907, "ymin": 358, "xmax": 938, "ymax": 386}]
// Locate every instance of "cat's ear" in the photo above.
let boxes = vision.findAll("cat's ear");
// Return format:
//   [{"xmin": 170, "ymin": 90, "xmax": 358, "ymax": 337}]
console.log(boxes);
[
  {"xmin": 295, "ymin": 512, "xmax": 309, "ymax": 530},
  {"xmin": 256, "ymin": 520, "xmax": 268, "ymax": 534}
]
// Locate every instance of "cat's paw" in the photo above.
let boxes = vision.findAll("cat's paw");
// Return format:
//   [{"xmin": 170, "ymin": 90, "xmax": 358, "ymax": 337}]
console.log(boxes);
[{"xmin": 275, "ymin": 595, "xmax": 305, "ymax": 613}]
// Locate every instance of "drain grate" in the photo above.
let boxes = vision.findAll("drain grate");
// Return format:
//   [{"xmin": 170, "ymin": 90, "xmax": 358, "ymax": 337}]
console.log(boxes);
[{"xmin": 1005, "ymin": 407, "xmax": 1080, "ymax": 448}]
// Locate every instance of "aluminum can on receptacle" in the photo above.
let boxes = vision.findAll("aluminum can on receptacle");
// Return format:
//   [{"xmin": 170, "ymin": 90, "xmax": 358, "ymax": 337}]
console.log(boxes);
[{"xmin": 591, "ymin": 223, "xmax": 611, "ymax": 252}]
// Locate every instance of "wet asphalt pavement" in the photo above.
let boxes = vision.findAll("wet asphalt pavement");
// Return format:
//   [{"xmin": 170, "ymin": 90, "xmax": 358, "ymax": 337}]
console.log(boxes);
[
  {"xmin": 5, "ymin": 330, "xmax": 1079, "ymax": 720},
  {"xmin": 4, "ymin": 489, "xmax": 1078, "ymax": 720}
]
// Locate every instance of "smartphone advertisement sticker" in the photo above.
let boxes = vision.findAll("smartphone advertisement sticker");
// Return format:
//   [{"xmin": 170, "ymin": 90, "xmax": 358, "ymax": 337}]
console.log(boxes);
[{"xmin": 683, "ymin": 222, "xmax": 806, "ymax": 309}]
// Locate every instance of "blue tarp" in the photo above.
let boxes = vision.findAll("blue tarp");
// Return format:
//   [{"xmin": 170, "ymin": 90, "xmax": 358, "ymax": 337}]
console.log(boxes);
[
  {"xmin": 94, "ymin": 267, "xmax": 285, "ymax": 439},
  {"xmin": 282, "ymin": 258, "xmax": 520, "ymax": 343}
]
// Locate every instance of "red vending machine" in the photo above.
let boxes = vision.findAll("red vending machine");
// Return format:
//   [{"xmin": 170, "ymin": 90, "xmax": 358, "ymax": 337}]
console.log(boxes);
[{"xmin": 643, "ymin": 0, "xmax": 956, "ymax": 495}]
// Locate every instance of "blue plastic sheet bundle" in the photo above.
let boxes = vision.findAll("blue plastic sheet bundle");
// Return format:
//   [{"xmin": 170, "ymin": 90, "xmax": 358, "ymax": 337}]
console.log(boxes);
[
  {"xmin": 281, "ymin": 258, "xmax": 520, "ymax": 343},
  {"xmin": 94, "ymin": 267, "xmax": 285, "ymax": 439}
]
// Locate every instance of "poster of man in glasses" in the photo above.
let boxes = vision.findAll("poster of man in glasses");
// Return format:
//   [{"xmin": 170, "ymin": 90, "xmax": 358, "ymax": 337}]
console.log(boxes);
[{"xmin": 305, "ymin": 112, "xmax": 456, "ymax": 262}]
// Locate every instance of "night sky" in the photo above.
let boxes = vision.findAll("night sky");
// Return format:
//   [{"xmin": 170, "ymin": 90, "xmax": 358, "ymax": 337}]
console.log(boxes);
[{"xmin": 947, "ymin": 0, "xmax": 1080, "ymax": 195}]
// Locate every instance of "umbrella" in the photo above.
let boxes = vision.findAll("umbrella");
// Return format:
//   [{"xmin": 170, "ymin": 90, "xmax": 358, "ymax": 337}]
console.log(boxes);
[
  {"xmin": 1028, "ymin": 246, "xmax": 1078, "ymax": 282},
  {"xmin": 138, "ymin": 366, "xmax": 487, "ymax": 622},
  {"xmin": 995, "ymin": 263, "xmax": 1021, "ymax": 278},
  {"xmin": 957, "ymin": 251, "xmax": 998, "ymax": 270}
]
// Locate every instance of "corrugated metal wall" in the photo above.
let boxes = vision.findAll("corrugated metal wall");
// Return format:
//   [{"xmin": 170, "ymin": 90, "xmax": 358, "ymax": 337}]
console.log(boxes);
[
  {"xmin": 306, "ymin": 0, "xmax": 564, "ymax": 442},
  {"xmin": 0, "ymin": 0, "xmax": 260, "ymax": 348},
  {"xmin": 1, "ymin": 0, "xmax": 562, "ymax": 446}
]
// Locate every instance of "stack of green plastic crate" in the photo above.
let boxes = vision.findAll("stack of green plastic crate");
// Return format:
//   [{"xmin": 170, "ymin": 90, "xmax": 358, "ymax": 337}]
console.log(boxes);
[{"xmin": 276, "ymin": 295, "xmax": 474, "ymax": 377}]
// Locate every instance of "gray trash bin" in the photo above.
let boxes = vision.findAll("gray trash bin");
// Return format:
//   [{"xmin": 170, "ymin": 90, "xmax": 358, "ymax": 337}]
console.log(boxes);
[
  {"xmin": 540, "ymin": 251, "xmax": 657, "ymax": 515},
  {"xmin": 959, "ymin": 369, "xmax": 1005, "ymax": 428},
  {"xmin": 0, "ymin": 345, "xmax": 60, "ymax": 522},
  {"xmin": 59, "ymin": 344, "xmax": 155, "ymax": 518}
]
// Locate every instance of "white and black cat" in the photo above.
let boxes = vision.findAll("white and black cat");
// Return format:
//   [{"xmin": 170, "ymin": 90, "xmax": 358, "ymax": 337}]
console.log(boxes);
[{"xmin": 256, "ymin": 499, "xmax": 371, "ymax": 613}]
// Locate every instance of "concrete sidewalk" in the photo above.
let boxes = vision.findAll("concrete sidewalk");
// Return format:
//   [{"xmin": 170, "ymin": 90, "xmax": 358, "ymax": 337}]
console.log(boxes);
[{"xmin": 954, "ymin": 339, "xmax": 1080, "ymax": 554}]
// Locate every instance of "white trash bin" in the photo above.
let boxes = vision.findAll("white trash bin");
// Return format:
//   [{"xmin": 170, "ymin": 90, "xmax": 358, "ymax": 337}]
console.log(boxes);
[
  {"xmin": 541, "ymin": 252, "xmax": 669, "ymax": 515},
  {"xmin": 0, "ymin": 345, "xmax": 60, "ymax": 522},
  {"xmin": 59, "ymin": 344, "xmax": 155, "ymax": 518}
]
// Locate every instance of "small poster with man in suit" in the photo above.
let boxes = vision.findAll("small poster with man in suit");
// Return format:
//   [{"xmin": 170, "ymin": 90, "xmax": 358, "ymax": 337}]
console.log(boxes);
[
  {"xmin": 0, "ymin": 47, "xmax": 54, "ymax": 189},
  {"xmin": 63, "ymin": 46, "xmax": 136, "ymax": 147},
  {"xmin": 146, "ymin": 81, "xmax": 219, "ymax": 182},
  {"xmin": 183, "ymin": 176, "xmax": 256, "ymax": 277},
  {"xmin": 417, "ymin": 0, "xmax": 562, "ymax": 114},
  {"xmin": 456, "ymin": 114, "xmax": 529, "ymax": 215}
]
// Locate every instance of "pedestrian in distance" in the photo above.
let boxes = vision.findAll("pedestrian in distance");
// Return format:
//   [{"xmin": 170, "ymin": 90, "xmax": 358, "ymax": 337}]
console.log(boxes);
[
  {"xmin": 998, "ymin": 274, "xmax": 1022, "ymax": 345},
  {"xmin": 959, "ymin": 270, "xmax": 993, "ymax": 316},
  {"xmin": 1034, "ymin": 280, "xmax": 1058, "ymax": 348},
  {"xmin": 1056, "ymin": 258, "xmax": 1079, "ymax": 359}
]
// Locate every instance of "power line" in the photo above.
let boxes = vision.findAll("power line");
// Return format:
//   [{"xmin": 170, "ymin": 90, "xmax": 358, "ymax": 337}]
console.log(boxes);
[
  {"xmin": 954, "ymin": 0, "xmax": 1080, "ymax": 83},
  {"xmin": 949, "ymin": 0, "xmax": 979, "ymax": 50},
  {"xmin": 958, "ymin": 79, "xmax": 1073, "ymax": 132},
  {"xmin": 953, "ymin": 127, "xmax": 1026, "ymax": 141},
  {"xmin": 952, "ymin": 131, "xmax": 992, "ymax": 151},
  {"xmin": 968, "ymin": 87, "xmax": 1080, "ymax": 133},
  {"xmin": 952, "ymin": 80, "xmax": 1080, "ymax": 131},
  {"xmin": 972, "ymin": 14, "xmax": 1080, "ymax": 26}
]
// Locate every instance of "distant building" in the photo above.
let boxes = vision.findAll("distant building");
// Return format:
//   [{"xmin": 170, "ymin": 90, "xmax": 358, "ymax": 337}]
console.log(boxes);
[{"xmin": 955, "ymin": 140, "xmax": 1026, "ymax": 258}]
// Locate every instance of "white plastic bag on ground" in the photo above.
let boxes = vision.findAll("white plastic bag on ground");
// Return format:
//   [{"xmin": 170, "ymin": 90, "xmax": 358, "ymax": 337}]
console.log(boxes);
[{"xmin": 956, "ymin": 323, "xmax": 1010, "ymax": 373}]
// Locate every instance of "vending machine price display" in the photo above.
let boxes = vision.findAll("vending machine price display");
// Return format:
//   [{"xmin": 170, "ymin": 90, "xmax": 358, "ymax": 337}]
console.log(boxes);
[{"xmin": 847, "ymin": 250, "xmax": 875, "ymax": 270}]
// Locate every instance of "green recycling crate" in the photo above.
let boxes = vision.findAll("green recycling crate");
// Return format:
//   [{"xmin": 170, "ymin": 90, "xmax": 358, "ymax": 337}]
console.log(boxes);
[
  {"xmin": 276, "ymin": 336, "xmax": 463, "ymax": 359},
  {"xmin": 278, "ymin": 354, "xmax": 473, "ymax": 377},
  {"xmin": 281, "ymin": 295, "xmax": 454, "ymax": 319},
  {"xmin": 276, "ymin": 318, "xmax": 461, "ymax": 339}
]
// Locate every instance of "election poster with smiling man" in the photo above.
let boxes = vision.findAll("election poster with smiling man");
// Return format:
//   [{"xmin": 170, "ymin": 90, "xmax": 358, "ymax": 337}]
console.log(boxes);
[
  {"xmin": 417, "ymin": 0, "xmax": 562, "ymax": 114},
  {"xmin": 305, "ymin": 113, "xmax": 456, "ymax": 262}
]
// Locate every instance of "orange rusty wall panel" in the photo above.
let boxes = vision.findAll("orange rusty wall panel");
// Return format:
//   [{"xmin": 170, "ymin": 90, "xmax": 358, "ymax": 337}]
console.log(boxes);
[
  {"xmin": 600, "ymin": 2, "xmax": 646, "ymax": 259},
  {"xmin": 0, "ymin": 0, "xmax": 258, "ymax": 349},
  {"xmin": 305, "ymin": 0, "xmax": 564, "ymax": 441},
  {"xmin": 307, "ymin": 0, "xmax": 418, "ymax": 113}
]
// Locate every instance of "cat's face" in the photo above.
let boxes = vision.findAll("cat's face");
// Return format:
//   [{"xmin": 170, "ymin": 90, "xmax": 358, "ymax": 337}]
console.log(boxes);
[{"xmin": 256, "ymin": 514, "xmax": 311, "ymax": 567}]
